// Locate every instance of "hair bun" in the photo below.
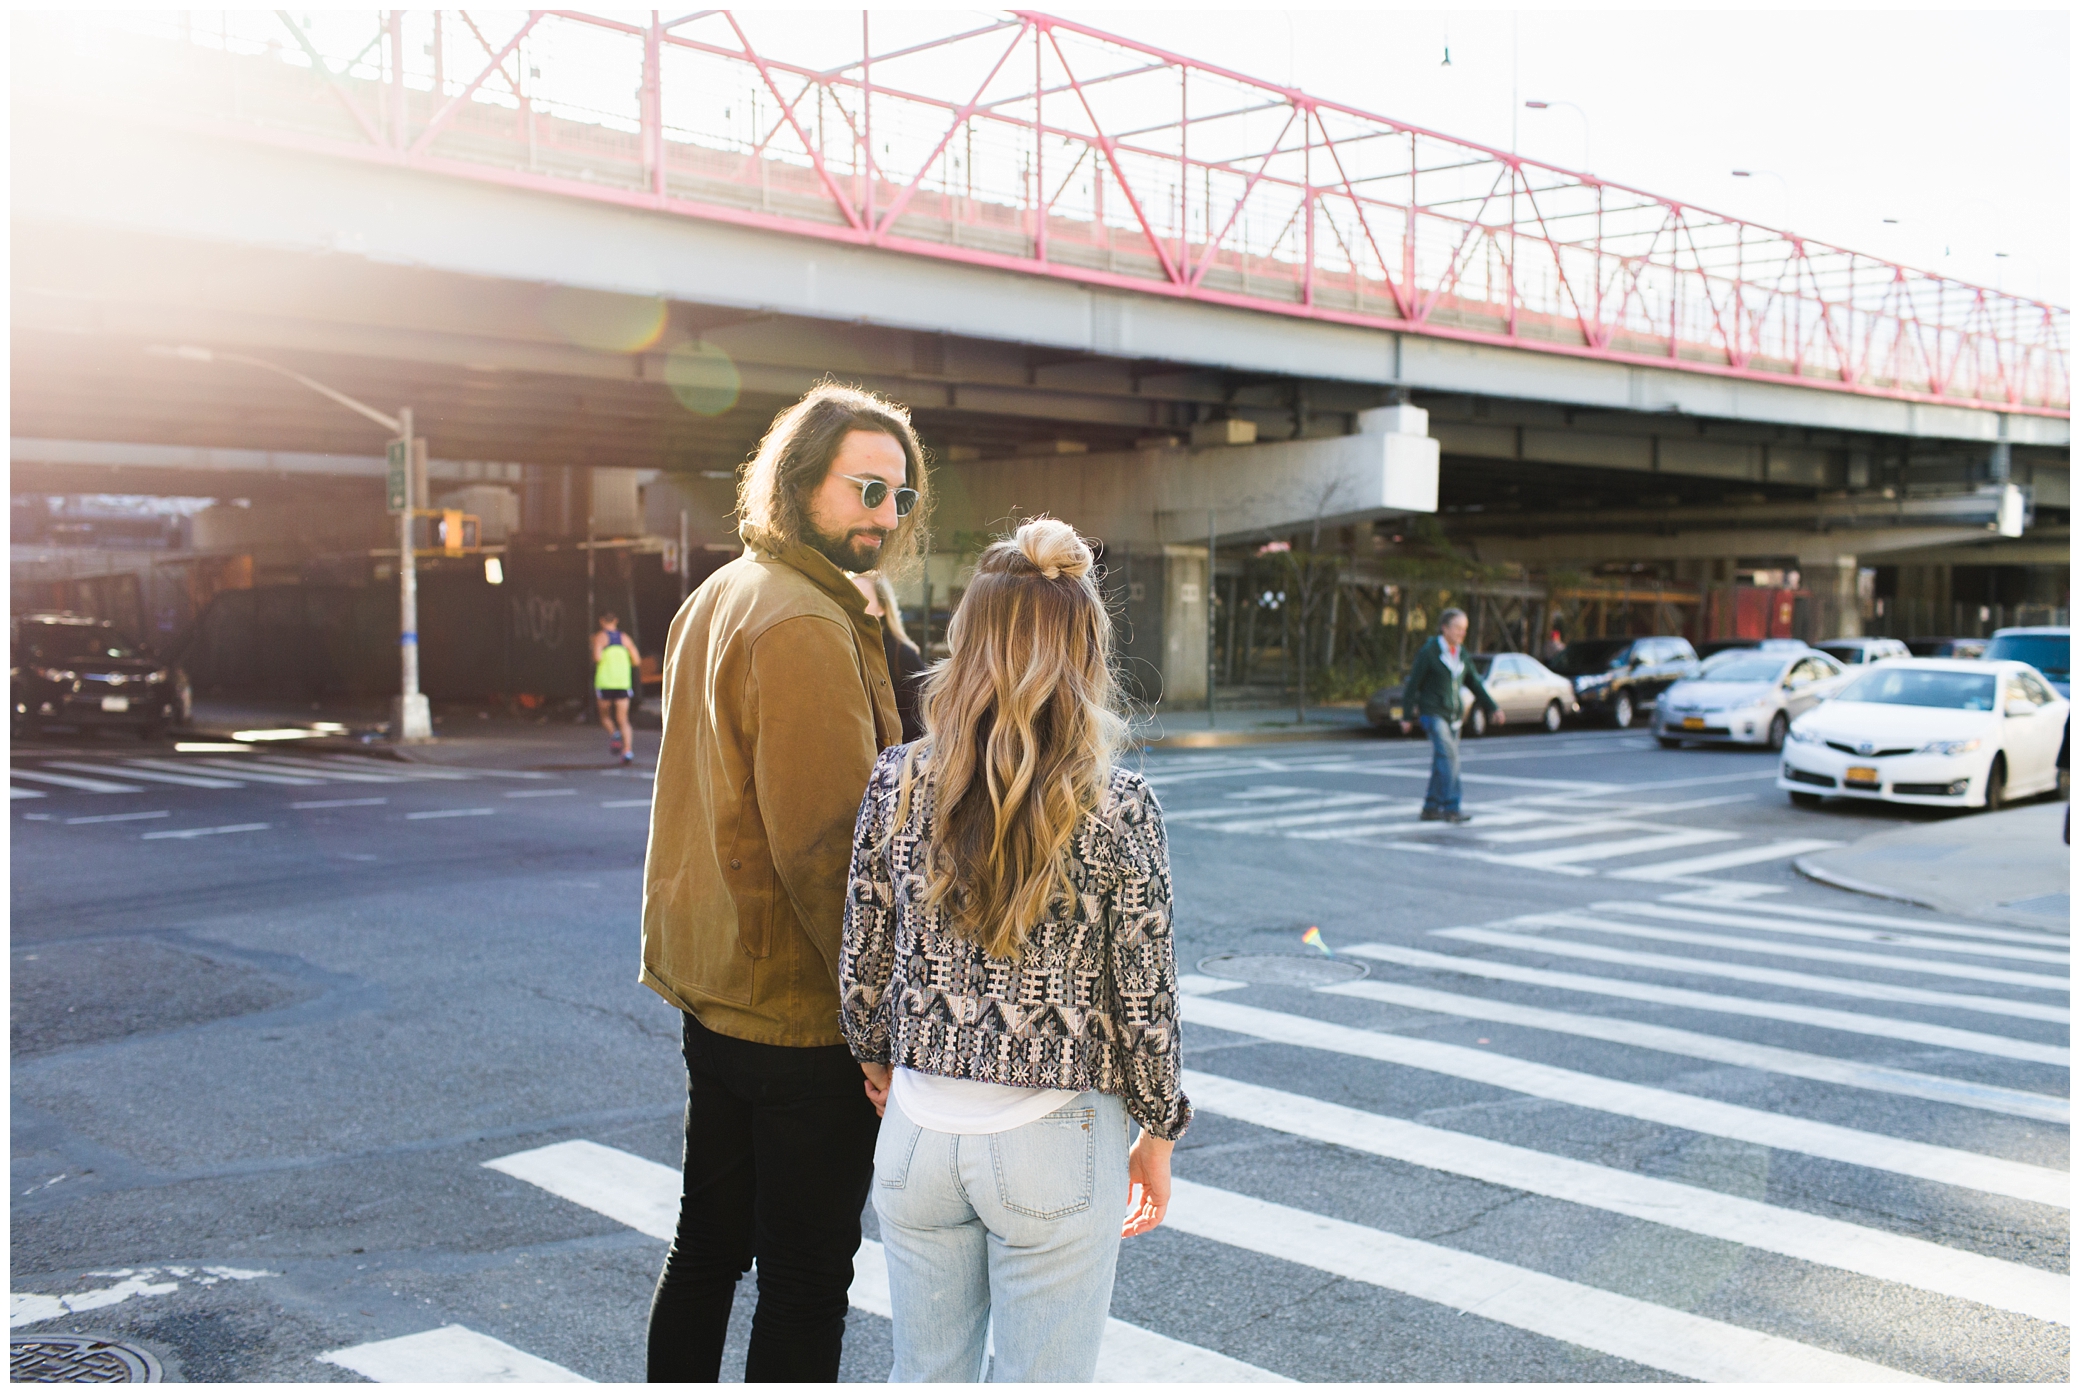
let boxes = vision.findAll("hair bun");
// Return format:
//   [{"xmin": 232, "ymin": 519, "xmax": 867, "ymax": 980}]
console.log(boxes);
[{"xmin": 1015, "ymin": 516, "xmax": 1092, "ymax": 581}]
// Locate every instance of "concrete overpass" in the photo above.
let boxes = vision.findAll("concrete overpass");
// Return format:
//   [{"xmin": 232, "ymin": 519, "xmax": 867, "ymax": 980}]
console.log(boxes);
[{"xmin": 11, "ymin": 10, "xmax": 2067, "ymax": 705}]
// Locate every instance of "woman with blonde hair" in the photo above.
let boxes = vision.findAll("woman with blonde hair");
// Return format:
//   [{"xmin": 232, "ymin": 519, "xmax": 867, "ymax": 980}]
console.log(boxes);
[{"xmin": 838, "ymin": 516, "xmax": 1190, "ymax": 1383}]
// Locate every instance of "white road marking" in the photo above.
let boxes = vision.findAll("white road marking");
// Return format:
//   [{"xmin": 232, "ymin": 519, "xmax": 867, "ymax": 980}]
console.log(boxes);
[
  {"xmin": 1611, "ymin": 838, "xmax": 1845, "ymax": 880},
  {"xmin": 9, "ymin": 768, "xmax": 144, "ymax": 793},
  {"xmin": 1344, "ymin": 940, "xmax": 2067, "ymax": 1067},
  {"xmin": 504, "ymin": 788, "xmax": 577, "ymax": 798},
  {"xmin": 405, "ymin": 807, "xmax": 495, "ymax": 820},
  {"xmin": 182, "ymin": 758, "xmax": 327, "ymax": 785},
  {"xmin": 1440, "ymin": 927, "xmax": 2070, "ymax": 1024},
  {"xmin": 600, "ymin": 798, "xmax": 650, "ymax": 808},
  {"xmin": 1207, "ymin": 802, "xmax": 1420, "ymax": 833},
  {"xmin": 1293, "ymin": 808, "xmax": 1559, "ymax": 840},
  {"xmin": 1320, "ymin": 977, "xmax": 2068, "ymax": 1123},
  {"xmin": 65, "ymin": 810, "xmax": 171, "ymax": 825},
  {"xmin": 292, "ymin": 797, "xmax": 388, "ymax": 809},
  {"xmin": 1177, "ymin": 973, "xmax": 1249, "ymax": 996},
  {"xmin": 1164, "ymin": 1180, "xmax": 1919, "ymax": 1383},
  {"xmin": 317, "ymin": 1326, "xmax": 589, "ymax": 1383},
  {"xmin": 49, "ymin": 760, "xmax": 242, "ymax": 789},
  {"xmin": 1471, "ymin": 818, "xmax": 1646, "ymax": 843},
  {"xmin": 303, "ymin": 753, "xmax": 476, "ymax": 780},
  {"xmin": 139, "ymin": 822, "xmax": 271, "ymax": 840},
  {"xmin": 1487, "ymin": 828, "xmax": 1738, "ymax": 868},
  {"xmin": 1181, "ymin": 997, "xmax": 2068, "ymax": 1208},
  {"xmin": 244, "ymin": 757, "xmax": 407, "ymax": 783},
  {"xmin": 485, "ymin": 1141, "xmax": 1285, "ymax": 1382},
  {"xmin": 1165, "ymin": 794, "xmax": 1373, "ymax": 822},
  {"xmin": 11, "ymin": 787, "xmax": 46, "ymax": 800},
  {"xmin": 1185, "ymin": 1071, "xmax": 2068, "ymax": 1324},
  {"xmin": 11, "ymin": 1265, "xmax": 272, "ymax": 1330},
  {"xmin": 1521, "ymin": 911, "xmax": 2069, "ymax": 990},
  {"xmin": 1648, "ymin": 899, "xmax": 2071, "ymax": 950}
]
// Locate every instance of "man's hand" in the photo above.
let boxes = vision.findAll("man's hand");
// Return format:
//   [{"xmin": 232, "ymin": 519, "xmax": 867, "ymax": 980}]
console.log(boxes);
[
  {"xmin": 1492, "ymin": 709, "xmax": 1506, "ymax": 725},
  {"xmin": 860, "ymin": 1062, "xmax": 891, "ymax": 1118},
  {"xmin": 1123, "ymin": 1131, "xmax": 1174, "ymax": 1237}
]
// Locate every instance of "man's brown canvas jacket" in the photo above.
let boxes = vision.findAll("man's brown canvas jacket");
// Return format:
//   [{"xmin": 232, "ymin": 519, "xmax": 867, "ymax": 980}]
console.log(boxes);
[{"xmin": 641, "ymin": 529, "xmax": 901, "ymax": 1047}]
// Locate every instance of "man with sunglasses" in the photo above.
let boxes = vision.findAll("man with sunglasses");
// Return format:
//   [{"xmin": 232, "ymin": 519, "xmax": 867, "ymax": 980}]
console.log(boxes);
[{"xmin": 642, "ymin": 383, "xmax": 932, "ymax": 1383}]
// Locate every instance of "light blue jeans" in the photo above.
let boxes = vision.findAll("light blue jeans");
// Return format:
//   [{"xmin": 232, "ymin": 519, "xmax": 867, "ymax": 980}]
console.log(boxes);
[
  {"xmin": 1420, "ymin": 713, "xmax": 1463, "ymax": 814},
  {"xmin": 873, "ymin": 1089, "xmax": 1132, "ymax": 1382}
]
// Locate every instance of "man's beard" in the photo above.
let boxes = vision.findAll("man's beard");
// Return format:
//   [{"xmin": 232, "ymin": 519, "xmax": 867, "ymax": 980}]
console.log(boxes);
[{"xmin": 806, "ymin": 524, "xmax": 887, "ymax": 575}]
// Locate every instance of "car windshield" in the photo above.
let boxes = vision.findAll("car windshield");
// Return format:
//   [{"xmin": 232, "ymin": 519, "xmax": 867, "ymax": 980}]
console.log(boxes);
[
  {"xmin": 23, "ymin": 625, "xmax": 145, "ymax": 661},
  {"xmin": 1694, "ymin": 655, "xmax": 1784, "ymax": 684},
  {"xmin": 1472, "ymin": 656, "xmax": 1493, "ymax": 677},
  {"xmin": 1836, "ymin": 668, "xmax": 1997, "ymax": 711},
  {"xmin": 1983, "ymin": 634, "xmax": 2069, "ymax": 682},
  {"xmin": 1552, "ymin": 640, "xmax": 1628, "ymax": 676}
]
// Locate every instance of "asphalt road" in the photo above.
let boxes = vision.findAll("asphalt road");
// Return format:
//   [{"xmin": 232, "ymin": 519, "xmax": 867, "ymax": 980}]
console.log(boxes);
[{"xmin": 10, "ymin": 724, "xmax": 2069, "ymax": 1381}]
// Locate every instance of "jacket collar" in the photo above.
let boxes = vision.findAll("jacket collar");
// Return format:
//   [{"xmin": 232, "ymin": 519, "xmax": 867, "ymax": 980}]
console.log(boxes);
[{"xmin": 741, "ymin": 523, "xmax": 873, "ymax": 620}]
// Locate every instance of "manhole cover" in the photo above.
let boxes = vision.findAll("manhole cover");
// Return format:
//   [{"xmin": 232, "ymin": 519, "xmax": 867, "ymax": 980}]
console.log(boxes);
[
  {"xmin": 1197, "ymin": 953, "xmax": 1370, "ymax": 987},
  {"xmin": 11, "ymin": 1336, "xmax": 163, "ymax": 1383}
]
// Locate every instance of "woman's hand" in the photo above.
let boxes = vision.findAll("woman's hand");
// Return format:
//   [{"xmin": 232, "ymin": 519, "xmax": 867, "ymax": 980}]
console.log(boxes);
[
  {"xmin": 860, "ymin": 1062, "xmax": 891, "ymax": 1118},
  {"xmin": 1123, "ymin": 1131, "xmax": 1174, "ymax": 1237}
]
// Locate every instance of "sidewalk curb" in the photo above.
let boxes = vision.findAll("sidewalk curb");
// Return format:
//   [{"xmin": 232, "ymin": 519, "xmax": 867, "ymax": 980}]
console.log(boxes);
[{"xmin": 1791, "ymin": 855, "xmax": 1938, "ymax": 911}]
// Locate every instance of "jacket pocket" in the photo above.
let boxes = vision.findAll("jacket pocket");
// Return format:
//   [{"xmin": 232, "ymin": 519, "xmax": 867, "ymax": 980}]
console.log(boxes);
[{"xmin": 988, "ymin": 1106, "xmax": 1096, "ymax": 1219}]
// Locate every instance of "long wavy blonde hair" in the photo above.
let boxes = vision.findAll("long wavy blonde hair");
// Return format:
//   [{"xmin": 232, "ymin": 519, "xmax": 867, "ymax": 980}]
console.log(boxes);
[{"xmin": 894, "ymin": 517, "xmax": 1127, "ymax": 958}]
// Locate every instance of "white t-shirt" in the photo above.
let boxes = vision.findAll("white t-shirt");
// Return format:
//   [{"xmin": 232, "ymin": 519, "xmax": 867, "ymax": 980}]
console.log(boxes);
[{"xmin": 889, "ymin": 1066, "xmax": 1081, "ymax": 1135}]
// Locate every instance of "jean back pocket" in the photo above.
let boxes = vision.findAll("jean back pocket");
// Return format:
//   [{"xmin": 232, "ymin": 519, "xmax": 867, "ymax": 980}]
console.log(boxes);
[
  {"xmin": 988, "ymin": 1106, "xmax": 1096, "ymax": 1219},
  {"xmin": 874, "ymin": 1114, "xmax": 923, "ymax": 1190}
]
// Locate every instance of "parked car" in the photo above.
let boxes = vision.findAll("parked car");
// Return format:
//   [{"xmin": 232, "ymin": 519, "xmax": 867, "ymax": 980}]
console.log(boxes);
[
  {"xmin": 1778, "ymin": 659, "xmax": 2068, "ymax": 810},
  {"xmin": 1814, "ymin": 636, "xmax": 1912, "ymax": 667},
  {"xmin": 1549, "ymin": 636, "xmax": 1699, "ymax": 729},
  {"xmin": 1903, "ymin": 636, "xmax": 1987, "ymax": 660},
  {"xmin": 1363, "ymin": 652, "xmax": 1577, "ymax": 737},
  {"xmin": 10, "ymin": 612, "xmax": 191, "ymax": 740},
  {"xmin": 1695, "ymin": 637, "xmax": 1808, "ymax": 660},
  {"xmin": 1698, "ymin": 640, "xmax": 1811, "ymax": 675},
  {"xmin": 1983, "ymin": 626, "xmax": 2069, "ymax": 699},
  {"xmin": 1656, "ymin": 648, "xmax": 1849, "ymax": 750}
]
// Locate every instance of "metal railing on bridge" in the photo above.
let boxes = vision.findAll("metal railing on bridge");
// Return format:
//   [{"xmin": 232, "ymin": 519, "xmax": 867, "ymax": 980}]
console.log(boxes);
[{"xmin": 44, "ymin": 10, "xmax": 2070, "ymax": 414}]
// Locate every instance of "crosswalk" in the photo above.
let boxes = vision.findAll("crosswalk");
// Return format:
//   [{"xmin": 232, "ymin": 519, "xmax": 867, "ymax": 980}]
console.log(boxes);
[
  {"xmin": 8, "ymin": 751, "xmax": 535, "ymax": 798},
  {"xmin": 1146, "ymin": 763, "xmax": 1844, "ymax": 884},
  {"xmin": 300, "ymin": 885, "xmax": 2063, "ymax": 1382}
]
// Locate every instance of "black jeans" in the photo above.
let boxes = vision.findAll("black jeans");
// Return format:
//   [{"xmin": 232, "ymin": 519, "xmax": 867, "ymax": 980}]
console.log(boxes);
[{"xmin": 647, "ymin": 1012, "xmax": 880, "ymax": 1383}]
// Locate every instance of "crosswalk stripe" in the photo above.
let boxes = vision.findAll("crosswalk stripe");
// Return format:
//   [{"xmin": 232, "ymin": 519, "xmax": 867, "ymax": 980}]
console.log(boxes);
[
  {"xmin": 257, "ymin": 754, "xmax": 468, "ymax": 781},
  {"xmin": 242, "ymin": 757, "xmax": 407, "ymax": 783},
  {"xmin": 483, "ymin": 1140, "xmax": 1285, "ymax": 1383},
  {"xmin": 317, "ymin": 1325, "xmax": 589, "ymax": 1382},
  {"xmin": 1181, "ymin": 997, "xmax": 2067, "ymax": 1207},
  {"xmin": 1164, "ymin": 1180, "xmax": 1920, "ymax": 1383},
  {"xmin": 1609, "ymin": 900, "xmax": 2071, "ymax": 960},
  {"xmin": 138, "ymin": 822, "xmax": 271, "ymax": 841},
  {"xmin": 1440, "ymin": 927, "xmax": 2071, "ymax": 1024},
  {"xmin": 11, "ymin": 786, "xmax": 46, "ymax": 799},
  {"xmin": 1487, "ymin": 828, "xmax": 1737, "ymax": 868},
  {"xmin": 1290, "ymin": 808, "xmax": 1558, "ymax": 840},
  {"xmin": 320, "ymin": 753, "xmax": 479, "ymax": 780},
  {"xmin": 1344, "ymin": 941, "xmax": 2068, "ymax": 1066},
  {"xmin": 44, "ymin": 761, "xmax": 243, "ymax": 789},
  {"xmin": 1319, "ymin": 977, "xmax": 2068, "ymax": 1123},
  {"xmin": 1184, "ymin": 1071, "xmax": 2068, "ymax": 1324},
  {"xmin": 1471, "ymin": 817, "xmax": 1644, "ymax": 843},
  {"xmin": 1205, "ymin": 802, "xmax": 1420, "ymax": 833},
  {"xmin": 1522, "ymin": 911, "xmax": 2070, "ymax": 991},
  {"xmin": 9, "ymin": 767, "xmax": 144, "ymax": 793},
  {"xmin": 1758, "ymin": 899, "xmax": 2068, "ymax": 944},
  {"xmin": 1610, "ymin": 838, "xmax": 1842, "ymax": 880},
  {"xmin": 1165, "ymin": 793, "xmax": 1379, "ymax": 822},
  {"xmin": 178, "ymin": 758, "xmax": 327, "ymax": 785}
]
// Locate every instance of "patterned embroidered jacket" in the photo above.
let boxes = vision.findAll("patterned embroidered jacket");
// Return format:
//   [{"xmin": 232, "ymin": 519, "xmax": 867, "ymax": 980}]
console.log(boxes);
[{"xmin": 838, "ymin": 744, "xmax": 1192, "ymax": 1141}]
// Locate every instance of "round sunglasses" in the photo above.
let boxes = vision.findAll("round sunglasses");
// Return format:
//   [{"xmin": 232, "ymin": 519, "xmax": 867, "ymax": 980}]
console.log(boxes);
[{"xmin": 838, "ymin": 473, "xmax": 920, "ymax": 518}]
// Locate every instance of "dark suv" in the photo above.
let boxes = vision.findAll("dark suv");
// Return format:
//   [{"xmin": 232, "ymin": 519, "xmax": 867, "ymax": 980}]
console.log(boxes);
[
  {"xmin": 1550, "ymin": 635, "xmax": 1699, "ymax": 728},
  {"xmin": 11, "ymin": 613, "xmax": 190, "ymax": 740}
]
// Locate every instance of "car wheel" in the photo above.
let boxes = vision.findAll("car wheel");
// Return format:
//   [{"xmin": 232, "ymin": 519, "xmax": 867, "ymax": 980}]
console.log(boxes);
[
  {"xmin": 1542, "ymin": 701, "xmax": 1563, "ymax": 734},
  {"xmin": 1657, "ymin": 736, "xmax": 1682, "ymax": 749},
  {"xmin": 1611, "ymin": 693, "xmax": 1634, "ymax": 729},
  {"xmin": 1983, "ymin": 756, "xmax": 2008, "ymax": 811},
  {"xmin": 1789, "ymin": 791, "xmax": 1823, "ymax": 809},
  {"xmin": 1465, "ymin": 707, "xmax": 1488, "ymax": 739},
  {"xmin": 1766, "ymin": 712, "xmax": 1788, "ymax": 752}
]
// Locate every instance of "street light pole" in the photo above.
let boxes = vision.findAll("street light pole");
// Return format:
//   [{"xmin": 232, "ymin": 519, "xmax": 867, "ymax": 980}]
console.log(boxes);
[{"xmin": 147, "ymin": 344, "xmax": 434, "ymax": 742}]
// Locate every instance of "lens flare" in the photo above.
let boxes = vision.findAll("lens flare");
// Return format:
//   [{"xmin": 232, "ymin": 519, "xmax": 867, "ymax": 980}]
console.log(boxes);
[
  {"xmin": 541, "ymin": 288, "xmax": 668, "ymax": 353},
  {"xmin": 665, "ymin": 341, "xmax": 742, "ymax": 416},
  {"xmin": 1301, "ymin": 926, "xmax": 1331, "ymax": 955}
]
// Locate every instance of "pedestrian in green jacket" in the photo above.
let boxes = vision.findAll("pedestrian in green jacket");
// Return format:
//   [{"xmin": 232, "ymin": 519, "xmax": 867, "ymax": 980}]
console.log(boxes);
[{"xmin": 1406, "ymin": 608, "xmax": 1501, "ymax": 822}]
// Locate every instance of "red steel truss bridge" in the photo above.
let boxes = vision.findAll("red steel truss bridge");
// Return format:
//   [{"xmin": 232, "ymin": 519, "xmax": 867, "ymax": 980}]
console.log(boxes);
[{"xmin": 58, "ymin": 11, "xmax": 2071, "ymax": 415}]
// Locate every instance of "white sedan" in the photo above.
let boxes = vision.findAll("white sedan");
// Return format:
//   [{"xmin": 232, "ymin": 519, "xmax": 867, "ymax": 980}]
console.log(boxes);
[
  {"xmin": 1657, "ymin": 648, "xmax": 1848, "ymax": 750},
  {"xmin": 1779, "ymin": 659, "xmax": 2069, "ymax": 811}
]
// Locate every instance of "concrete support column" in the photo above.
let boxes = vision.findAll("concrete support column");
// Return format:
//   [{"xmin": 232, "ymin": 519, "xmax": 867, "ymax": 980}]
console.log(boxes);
[
  {"xmin": 1160, "ymin": 544, "xmax": 1208, "ymax": 705},
  {"xmin": 1801, "ymin": 553, "xmax": 1862, "ymax": 639}
]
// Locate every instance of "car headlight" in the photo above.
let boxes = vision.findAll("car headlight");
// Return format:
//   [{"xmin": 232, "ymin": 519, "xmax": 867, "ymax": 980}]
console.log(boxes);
[
  {"xmin": 1787, "ymin": 725, "xmax": 1823, "ymax": 744},
  {"xmin": 1916, "ymin": 738, "xmax": 1982, "ymax": 757},
  {"xmin": 148, "ymin": 668, "xmax": 170, "ymax": 684},
  {"xmin": 32, "ymin": 667, "xmax": 76, "ymax": 683}
]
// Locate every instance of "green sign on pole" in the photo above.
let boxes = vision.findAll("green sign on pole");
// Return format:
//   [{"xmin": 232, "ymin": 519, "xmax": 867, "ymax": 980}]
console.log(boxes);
[{"xmin": 386, "ymin": 439, "xmax": 410, "ymax": 514}]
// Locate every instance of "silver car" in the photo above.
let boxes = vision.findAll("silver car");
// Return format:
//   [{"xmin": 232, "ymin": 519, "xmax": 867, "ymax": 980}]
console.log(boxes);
[{"xmin": 1656, "ymin": 649, "xmax": 1850, "ymax": 750}]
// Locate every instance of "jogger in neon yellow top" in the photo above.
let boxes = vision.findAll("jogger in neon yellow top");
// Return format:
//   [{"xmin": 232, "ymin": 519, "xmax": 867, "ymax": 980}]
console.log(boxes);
[{"xmin": 592, "ymin": 611, "xmax": 640, "ymax": 764}]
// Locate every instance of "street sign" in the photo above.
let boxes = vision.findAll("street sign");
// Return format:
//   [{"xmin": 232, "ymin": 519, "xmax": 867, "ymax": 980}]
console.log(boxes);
[{"xmin": 386, "ymin": 438, "xmax": 410, "ymax": 513}]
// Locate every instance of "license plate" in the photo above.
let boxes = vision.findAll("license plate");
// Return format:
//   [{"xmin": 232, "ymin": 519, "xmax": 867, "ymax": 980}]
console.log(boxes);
[
  {"xmin": 1846, "ymin": 765, "xmax": 1878, "ymax": 784},
  {"xmin": 1682, "ymin": 717, "xmax": 1705, "ymax": 730},
  {"xmin": 101, "ymin": 696, "xmax": 129, "ymax": 712}
]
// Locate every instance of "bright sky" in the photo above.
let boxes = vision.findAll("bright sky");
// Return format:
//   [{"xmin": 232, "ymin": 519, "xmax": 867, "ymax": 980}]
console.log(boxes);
[{"xmin": 1067, "ymin": 8, "xmax": 2071, "ymax": 307}]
